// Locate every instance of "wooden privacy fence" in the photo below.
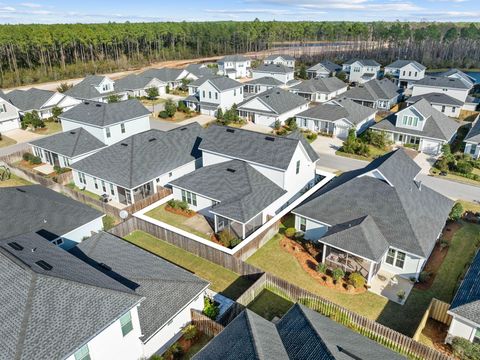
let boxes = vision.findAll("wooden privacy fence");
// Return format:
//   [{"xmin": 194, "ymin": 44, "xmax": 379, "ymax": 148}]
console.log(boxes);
[
  {"xmin": 414, "ymin": 298, "xmax": 452, "ymax": 341},
  {"xmin": 191, "ymin": 310, "xmax": 224, "ymax": 338}
]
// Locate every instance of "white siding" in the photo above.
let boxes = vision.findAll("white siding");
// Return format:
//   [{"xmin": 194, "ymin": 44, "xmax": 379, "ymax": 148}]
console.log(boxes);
[
  {"xmin": 171, "ymin": 186, "xmax": 215, "ymax": 216},
  {"xmin": 412, "ymin": 85, "xmax": 469, "ymax": 103},
  {"xmin": 0, "ymin": 99, "xmax": 21, "ymax": 132},
  {"xmin": 251, "ymin": 70, "xmax": 294, "ymax": 85},
  {"xmin": 447, "ymin": 317, "xmax": 478, "ymax": 343},
  {"xmin": 380, "ymin": 248, "xmax": 426, "ymax": 280},
  {"xmin": 430, "ymin": 103, "xmax": 461, "ymax": 118},
  {"xmin": 294, "ymin": 215, "xmax": 329, "ymax": 240},
  {"xmin": 465, "ymin": 143, "xmax": 480, "ymax": 159}
]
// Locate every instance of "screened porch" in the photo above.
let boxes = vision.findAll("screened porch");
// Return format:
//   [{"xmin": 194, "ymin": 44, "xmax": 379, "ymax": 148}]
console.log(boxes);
[{"xmin": 213, "ymin": 212, "xmax": 263, "ymax": 240}]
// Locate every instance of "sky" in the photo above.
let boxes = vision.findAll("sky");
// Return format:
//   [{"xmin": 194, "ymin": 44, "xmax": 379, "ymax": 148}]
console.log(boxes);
[{"xmin": 0, "ymin": 0, "xmax": 478, "ymax": 24}]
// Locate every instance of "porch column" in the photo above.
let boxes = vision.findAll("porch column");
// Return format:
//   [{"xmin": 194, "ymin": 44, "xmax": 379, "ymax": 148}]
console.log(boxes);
[
  {"xmin": 242, "ymin": 223, "xmax": 246, "ymax": 239},
  {"xmin": 322, "ymin": 244, "xmax": 326, "ymax": 263},
  {"xmin": 214, "ymin": 215, "xmax": 218, "ymax": 233},
  {"xmin": 367, "ymin": 261, "xmax": 375, "ymax": 285}
]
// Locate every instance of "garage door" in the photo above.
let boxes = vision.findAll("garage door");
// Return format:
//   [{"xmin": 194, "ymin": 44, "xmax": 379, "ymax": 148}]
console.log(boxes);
[
  {"xmin": 0, "ymin": 118, "xmax": 20, "ymax": 132},
  {"xmin": 421, "ymin": 139, "xmax": 441, "ymax": 155},
  {"xmin": 334, "ymin": 125, "xmax": 350, "ymax": 139}
]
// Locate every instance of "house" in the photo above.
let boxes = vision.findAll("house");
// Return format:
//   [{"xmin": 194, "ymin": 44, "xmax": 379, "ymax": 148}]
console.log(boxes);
[
  {"xmin": 168, "ymin": 125, "xmax": 319, "ymax": 240},
  {"xmin": 184, "ymin": 76, "xmax": 244, "ymax": 116},
  {"xmin": 251, "ymin": 63, "xmax": 295, "ymax": 85},
  {"xmin": 289, "ymin": 77, "xmax": 348, "ymax": 103},
  {"xmin": 237, "ymin": 88, "xmax": 309, "ymax": 127},
  {"xmin": 342, "ymin": 78, "xmax": 401, "ymax": 110},
  {"xmin": 463, "ymin": 115, "xmax": 480, "ymax": 158},
  {"xmin": 439, "ymin": 68, "xmax": 476, "ymax": 88},
  {"xmin": 292, "ymin": 149, "xmax": 453, "ymax": 288},
  {"xmin": 217, "ymin": 55, "xmax": 251, "ymax": 79},
  {"xmin": 64, "ymin": 75, "xmax": 128, "ymax": 102},
  {"xmin": 193, "ymin": 304, "xmax": 405, "ymax": 359},
  {"xmin": 0, "ymin": 185, "xmax": 103, "ymax": 248},
  {"xmin": 412, "ymin": 75, "xmax": 472, "ymax": 104},
  {"xmin": 384, "ymin": 60, "xmax": 426, "ymax": 89},
  {"xmin": 70, "ymin": 231, "xmax": 209, "ymax": 357},
  {"xmin": 71, "ymin": 123, "xmax": 203, "ymax": 206},
  {"xmin": 2, "ymin": 88, "xmax": 81, "ymax": 119},
  {"xmin": 295, "ymin": 97, "xmax": 377, "ymax": 138},
  {"xmin": 446, "ymin": 249, "xmax": 480, "ymax": 344},
  {"xmin": 58, "ymin": 99, "xmax": 151, "ymax": 146},
  {"xmin": 140, "ymin": 67, "xmax": 195, "ymax": 89},
  {"xmin": 0, "ymin": 90, "xmax": 21, "ymax": 132},
  {"xmin": 307, "ymin": 60, "xmax": 342, "ymax": 78},
  {"xmin": 243, "ymin": 76, "xmax": 283, "ymax": 96},
  {"xmin": 406, "ymin": 93, "xmax": 463, "ymax": 118},
  {"xmin": 263, "ymin": 54, "xmax": 295, "ymax": 68},
  {"xmin": 372, "ymin": 98, "xmax": 461, "ymax": 155},
  {"xmin": 342, "ymin": 59, "xmax": 381, "ymax": 84},
  {"xmin": 184, "ymin": 63, "xmax": 216, "ymax": 79},
  {"xmin": 0, "ymin": 231, "xmax": 145, "ymax": 360},
  {"xmin": 114, "ymin": 73, "xmax": 167, "ymax": 98}
]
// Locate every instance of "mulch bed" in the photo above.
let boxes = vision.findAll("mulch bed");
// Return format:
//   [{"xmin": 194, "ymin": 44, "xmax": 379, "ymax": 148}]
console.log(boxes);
[
  {"xmin": 165, "ymin": 205, "xmax": 195, "ymax": 218},
  {"xmin": 415, "ymin": 221, "xmax": 462, "ymax": 290},
  {"xmin": 280, "ymin": 236, "xmax": 366, "ymax": 294},
  {"xmin": 421, "ymin": 319, "xmax": 453, "ymax": 357}
]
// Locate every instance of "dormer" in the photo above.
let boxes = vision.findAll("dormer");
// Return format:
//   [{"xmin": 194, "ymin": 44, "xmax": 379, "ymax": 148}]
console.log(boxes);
[
  {"xmin": 95, "ymin": 77, "xmax": 115, "ymax": 94},
  {"xmin": 395, "ymin": 106, "xmax": 426, "ymax": 131}
]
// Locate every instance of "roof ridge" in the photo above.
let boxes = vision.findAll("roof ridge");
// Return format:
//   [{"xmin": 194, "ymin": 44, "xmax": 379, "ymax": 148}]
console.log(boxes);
[
  {"xmin": 244, "ymin": 311, "xmax": 263, "ymax": 360},
  {"xmin": 70, "ymin": 128, "xmax": 83, "ymax": 157},
  {"xmin": 296, "ymin": 305, "xmax": 336, "ymax": 358},
  {"xmin": 14, "ymin": 269, "xmax": 37, "ymax": 360},
  {"xmin": 128, "ymin": 135, "xmax": 135, "ymax": 188}
]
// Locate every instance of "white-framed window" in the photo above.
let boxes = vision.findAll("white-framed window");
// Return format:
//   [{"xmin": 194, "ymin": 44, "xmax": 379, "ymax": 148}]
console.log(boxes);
[
  {"xmin": 74, "ymin": 344, "xmax": 91, "ymax": 360},
  {"xmin": 120, "ymin": 311, "xmax": 133, "ymax": 337},
  {"xmin": 299, "ymin": 217, "xmax": 307, "ymax": 232},
  {"xmin": 78, "ymin": 172, "xmax": 86, "ymax": 185},
  {"xmin": 93, "ymin": 178, "xmax": 98, "ymax": 190},
  {"xmin": 215, "ymin": 92, "xmax": 218, "ymax": 100},
  {"xmin": 296, "ymin": 160, "xmax": 300, "ymax": 174},
  {"xmin": 385, "ymin": 248, "xmax": 406, "ymax": 269},
  {"xmin": 181, "ymin": 189, "xmax": 197, "ymax": 206},
  {"xmin": 101, "ymin": 180, "xmax": 106, "ymax": 193},
  {"xmin": 106, "ymin": 127, "xmax": 111, "ymax": 138},
  {"xmin": 452, "ymin": 107, "xmax": 456, "ymax": 113},
  {"xmin": 474, "ymin": 329, "xmax": 480, "ymax": 344},
  {"xmin": 402, "ymin": 115, "xmax": 408, "ymax": 125},
  {"xmin": 234, "ymin": 89, "xmax": 237, "ymax": 96},
  {"xmin": 208, "ymin": 91, "xmax": 212, "ymax": 99},
  {"xmin": 110, "ymin": 183, "xmax": 115, "ymax": 196},
  {"xmin": 471, "ymin": 144, "xmax": 477, "ymax": 156},
  {"xmin": 0, "ymin": 103, "xmax": 6, "ymax": 113},
  {"xmin": 121, "ymin": 123, "xmax": 125, "ymax": 134}
]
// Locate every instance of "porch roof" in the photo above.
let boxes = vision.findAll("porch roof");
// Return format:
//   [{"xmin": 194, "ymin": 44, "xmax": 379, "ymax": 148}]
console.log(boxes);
[{"xmin": 319, "ymin": 215, "xmax": 389, "ymax": 262}]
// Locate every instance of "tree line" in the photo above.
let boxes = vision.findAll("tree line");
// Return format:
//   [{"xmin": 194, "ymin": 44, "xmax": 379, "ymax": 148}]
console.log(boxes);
[{"xmin": 0, "ymin": 21, "xmax": 479, "ymax": 88}]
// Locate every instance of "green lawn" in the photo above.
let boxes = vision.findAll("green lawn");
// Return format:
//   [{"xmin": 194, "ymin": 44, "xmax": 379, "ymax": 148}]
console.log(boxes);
[
  {"xmin": 65, "ymin": 182, "xmax": 102, "ymax": 201},
  {"xmin": 0, "ymin": 135, "xmax": 17, "ymax": 148},
  {"xmin": 336, "ymin": 144, "xmax": 390, "ymax": 161},
  {"xmin": 124, "ymin": 230, "xmax": 253, "ymax": 300},
  {"xmin": 458, "ymin": 200, "xmax": 480, "ymax": 214},
  {"xmin": 430, "ymin": 167, "xmax": 480, "ymax": 186},
  {"xmin": 145, "ymin": 203, "xmax": 211, "ymax": 240},
  {"xmin": 33, "ymin": 121, "xmax": 62, "ymax": 135},
  {"xmin": 0, "ymin": 173, "xmax": 32, "ymax": 187},
  {"xmin": 247, "ymin": 289, "xmax": 293, "ymax": 321},
  {"xmin": 246, "ymin": 220, "xmax": 480, "ymax": 336}
]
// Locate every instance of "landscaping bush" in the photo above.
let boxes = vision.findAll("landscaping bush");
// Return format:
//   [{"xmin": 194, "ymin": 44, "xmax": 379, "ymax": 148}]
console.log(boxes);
[
  {"xmin": 215, "ymin": 108, "xmax": 223, "ymax": 121},
  {"xmin": 164, "ymin": 342, "xmax": 183, "ymax": 360},
  {"xmin": 23, "ymin": 152, "xmax": 33, "ymax": 162},
  {"xmin": 203, "ymin": 297, "xmax": 220, "ymax": 320},
  {"xmin": 53, "ymin": 165, "xmax": 69, "ymax": 174},
  {"xmin": 450, "ymin": 202, "xmax": 464, "ymax": 221},
  {"xmin": 348, "ymin": 272, "xmax": 366, "ymax": 289},
  {"xmin": 146, "ymin": 86, "xmax": 159, "ymax": 100},
  {"xmin": 218, "ymin": 229, "xmax": 240, "ymax": 248},
  {"xmin": 440, "ymin": 238, "xmax": 450, "ymax": 250},
  {"xmin": 22, "ymin": 110, "xmax": 44, "ymax": 129},
  {"xmin": 102, "ymin": 215, "xmax": 116, "ymax": 231},
  {"xmin": 418, "ymin": 271, "xmax": 430, "ymax": 283},
  {"xmin": 284, "ymin": 227, "xmax": 297, "ymax": 239},
  {"xmin": 177, "ymin": 201, "xmax": 189, "ymax": 211},
  {"xmin": 452, "ymin": 337, "xmax": 480, "ymax": 360},
  {"xmin": 341, "ymin": 129, "xmax": 371, "ymax": 157},
  {"xmin": 331, "ymin": 268, "xmax": 345, "ymax": 283},
  {"xmin": 149, "ymin": 355, "xmax": 164, "ymax": 360},
  {"xmin": 273, "ymin": 120, "xmax": 281, "ymax": 130},
  {"xmin": 276, "ymin": 128, "xmax": 288, "ymax": 136},
  {"xmin": 362, "ymin": 130, "xmax": 389, "ymax": 150},
  {"xmin": 29, "ymin": 155, "xmax": 41, "ymax": 165},
  {"xmin": 158, "ymin": 110, "xmax": 169, "ymax": 119},
  {"xmin": 316, "ymin": 262, "xmax": 328, "ymax": 274},
  {"xmin": 164, "ymin": 99, "xmax": 177, "ymax": 117},
  {"xmin": 285, "ymin": 117, "xmax": 297, "ymax": 130},
  {"xmin": 456, "ymin": 160, "xmax": 474, "ymax": 174},
  {"xmin": 181, "ymin": 324, "xmax": 198, "ymax": 341},
  {"xmin": 177, "ymin": 101, "xmax": 190, "ymax": 114},
  {"xmin": 397, "ymin": 289, "xmax": 406, "ymax": 301}
]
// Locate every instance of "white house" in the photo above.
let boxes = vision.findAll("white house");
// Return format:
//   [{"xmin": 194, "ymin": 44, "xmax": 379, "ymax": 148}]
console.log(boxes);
[
  {"xmin": 292, "ymin": 148, "xmax": 453, "ymax": 293},
  {"xmin": 251, "ymin": 63, "xmax": 295, "ymax": 85},
  {"xmin": 0, "ymin": 90, "xmax": 21, "ymax": 132},
  {"xmin": 243, "ymin": 76, "xmax": 283, "ymax": 96},
  {"xmin": 64, "ymin": 75, "xmax": 128, "ymax": 103},
  {"xmin": 384, "ymin": 60, "xmax": 426, "ymax": 89},
  {"xmin": 406, "ymin": 93, "xmax": 463, "ymax": 118},
  {"xmin": 342, "ymin": 59, "xmax": 381, "ymax": 84},
  {"xmin": 2, "ymin": 88, "xmax": 81, "ymax": 119},
  {"xmin": 71, "ymin": 123, "xmax": 203, "ymax": 206},
  {"xmin": 307, "ymin": 60, "xmax": 342, "ymax": 79},
  {"xmin": 237, "ymin": 88, "xmax": 309, "ymax": 127},
  {"xmin": 464, "ymin": 115, "xmax": 480, "ymax": 159},
  {"xmin": 412, "ymin": 75, "xmax": 472, "ymax": 103},
  {"xmin": 59, "ymin": 99, "xmax": 151, "ymax": 146},
  {"xmin": 115, "ymin": 74, "xmax": 167, "ymax": 97},
  {"xmin": 296, "ymin": 97, "xmax": 377, "ymax": 138},
  {"xmin": 169, "ymin": 125, "xmax": 320, "ymax": 240},
  {"xmin": 140, "ymin": 67, "xmax": 196, "ymax": 90},
  {"xmin": 184, "ymin": 63, "xmax": 216, "ymax": 79},
  {"xmin": 0, "ymin": 185, "xmax": 104, "ymax": 249},
  {"xmin": 372, "ymin": 98, "xmax": 461, "ymax": 155},
  {"xmin": 342, "ymin": 78, "xmax": 401, "ymax": 110},
  {"xmin": 263, "ymin": 54, "xmax": 295, "ymax": 68},
  {"xmin": 289, "ymin": 77, "xmax": 348, "ymax": 103},
  {"xmin": 440, "ymin": 68, "xmax": 476, "ymax": 88},
  {"xmin": 217, "ymin": 55, "xmax": 251, "ymax": 79},
  {"xmin": 184, "ymin": 76, "xmax": 244, "ymax": 116}
]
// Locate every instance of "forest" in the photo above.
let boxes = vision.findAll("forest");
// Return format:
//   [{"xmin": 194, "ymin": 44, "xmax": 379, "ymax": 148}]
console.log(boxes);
[{"xmin": 0, "ymin": 21, "xmax": 479, "ymax": 88}]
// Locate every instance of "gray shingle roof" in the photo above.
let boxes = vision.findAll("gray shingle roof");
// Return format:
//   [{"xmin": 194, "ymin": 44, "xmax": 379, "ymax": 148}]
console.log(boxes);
[
  {"xmin": 265, "ymin": 54, "xmax": 295, "ymax": 61},
  {"xmin": 372, "ymin": 98, "xmax": 461, "ymax": 141},
  {"xmin": 253, "ymin": 63, "xmax": 294, "ymax": 74},
  {"xmin": 238, "ymin": 88, "xmax": 308, "ymax": 115},
  {"xmin": 344, "ymin": 59, "xmax": 381, "ymax": 67},
  {"xmin": 72, "ymin": 122, "xmax": 203, "ymax": 189},
  {"xmin": 61, "ymin": 98, "xmax": 150, "ymax": 127},
  {"xmin": 386, "ymin": 60, "xmax": 426, "ymax": 71},
  {"xmin": 0, "ymin": 232, "xmax": 141, "ymax": 360},
  {"xmin": 140, "ymin": 67, "xmax": 185, "ymax": 82},
  {"xmin": 439, "ymin": 68, "xmax": 476, "ymax": 86},
  {"xmin": 0, "ymin": 185, "xmax": 103, "ymax": 241},
  {"xmin": 199, "ymin": 124, "xmax": 317, "ymax": 170},
  {"xmin": 114, "ymin": 74, "xmax": 161, "ymax": 91},
  {"xmin": 30, "ymin": 127, "xmax": 106, "ymax": 158},
  {"xmin": 64, "ymin": 75, "xmax": 120, "ymax": 100},
  {"xmin": 244, "ymin": 76, "xmax": 283, "ymax": 86},
  {"xmin": 465, "ymin": 115, "xmax": 480, "ymax": 143},
  {"xmin": 293, "ymin": 149, "xmax": 453, "ymax": 257},
  {"xmin": 308, "ymin": 60, "xmax": 341, "ymax": 73},
  {"xmin": 170, "ymin": 160, "xmax": 286, "ymax": 223},
  {"xmin": 286, "ymin": 130, "xmax": 320, "ymax": 163},
  {"xmin": 406, "ymin": 92, "xmax": 463, "ymax": 107},
  {"xmin": 296, "ymin": 97, "xmax": 376, "ymax": 126},
  {"xmin": 70, "ymin": 232, "xmax": 209, "ymax": 342},
  {"xmin": 415, "ymin": 75, "xmax": 471, "ymax": 90},
  {"xmin": 291, "ymin": 77, "xmax": 347, "ymax": 94},
  {"xmin": 343, "ymin": 78, "xmax": 400, "ymax": 102},
  {"xmin": 190, "ymin": 76, "xmax": 242, "ymax": 91},
  {"xmin": 219, "ymin": 54, "xmax": 250, "ymax": 63},
  {"xmin": 450, "ymin": 249, "xmax": 480, "ymax": 324},
  {"xmin": 4, "ymin": 88, "xmax": 55, "ymax": 111},
  {"xmin": 185, "ymin": 64, "xmax": 215, "ymax": 78}
]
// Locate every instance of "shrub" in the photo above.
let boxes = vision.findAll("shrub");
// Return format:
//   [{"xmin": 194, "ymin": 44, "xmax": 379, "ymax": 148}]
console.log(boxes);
[
  {"xmin": 363, "ymin": 130, "xmax": 389, "ymax": 150},
  {"xmin": 167, "ymin": 199, "xmax": 179, "ymax": 209},
  {"xmin": 107, "ymin": 94, "xmax": 120, "ymax": 103},
  {"xmin": 177, "ymin": 101, "xmax": 190, "ymax": 114},
  {"xmin": 284, "ymin": 227, "xmax": 297, "ymax": 239},
  {"xmin": 397, "ymin": 289, "xmax": 406, "ymax": 300},
  {"xmin": 149, "ymin": 355, "xmax": 164, "ymax": 360},
  {"xmin": 276, "ymin": 128, "xmax": 288, "ymax": 136},
  {"xmin": 30, "ymin": 155, "xmax": 41, "ymax": 165},
  {"xmin": 22, "ymin": 110, "xmax": 44, "ymax": 129},
  {"xmin": 456, "ymin": 160, "xmax": 473, "ymax": 174},
  {"xmin": 331, "ymin": 268, "xmax": 345, "ymax": 283},
  {"xmin": 23, "ymin": 152, "xmax": 33, "ymax": 161},
  {"xmin": 203, "ymin": 297, "xmax": 220, "ymax": 320},
  {"xmin": 218, "ymin": 229, "xmax": 239, "ymax": 248},
  {"xmin": 102, "ymin": 215, "xmax": 116, "ymax": 231},
  {"xmin": 348, "ymin": 272, "xmax": 366, "ymax": 289},
  {"xmin": 146, "ymin": 86, "xmax": 159, "ymax": 100},
  {"xmin": 418, "ymin": 271, "xmax": 430, "ymax": 283},
  {"xmin": 336, "ymin": 71, "xmax": 347, "ymax": 82},
  {"xmin": 452, "ymin": 337, "xmax": 480, "ymax": 360},
  {"xmin": 449, "ymin": 202, "xmax": 464, "ymax": 221},
  {"xmin": 177, "ymin": 201, "xmax": 189, "ymax": 211},
  {"xmin": 216, "ymin": 108, "xmax": 223, "ymax": 120},
  {"xmin": 285, "ymin": 117, "xmax": 297, "ymax": 130},
  {"xmin": 164, "ymin": 99, "xmax": 177, "ymax": 117},
  {"xmin": 273, "ymin": 120, "xmax": 281, "ymax": 130},
  {"xmin": 158, "ymin": 110, "xmax": 169, "ymax": 118},
  {"xmin": 181, "ymin": 324, "xmax": 197, "ymax": 341},
  {"xmin": 440, "ymin": 238, "xmax": 450, "ymax": 250},
  {"xmin": 316, "ymin": 263, "xmax": 328, "ymax": 274},
  {"xmin": 164, "ymin": 342, "xmax": 183, "ymax": 360},
  {"xmin": 53, "ymin": 165, "xmax": 69, "ymax": 174}
]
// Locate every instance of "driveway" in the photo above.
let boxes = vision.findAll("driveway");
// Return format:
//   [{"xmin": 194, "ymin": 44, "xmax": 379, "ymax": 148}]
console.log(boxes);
[
  {"xmin": 310, "ymin": 136, "xmax": 343, "ymax": 156},
  {"xmin": 413, "ymin": 152, "xmax": 438, "ymax": 175},
  {"xmin": 241, "ymin": 122, "xmax": 273, "ymax": 134},
  {"xmin": 4, "ymin": 129, "xmax": 44, "ymax": 143}
]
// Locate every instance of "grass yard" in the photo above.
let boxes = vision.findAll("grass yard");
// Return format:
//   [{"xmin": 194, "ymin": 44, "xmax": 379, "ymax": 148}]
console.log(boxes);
[
  {"xmin": 33, "ymin": 121, "xmax": 62, "ymax": 135},
  {"xmin": 66, "ymin": 182, "xmax": 102, "ymax": 201},
  {"xmin": 0, "ymin": 173, "xmax": 32, "ymax": 187},
  {"xmin": 140, "ymin": 98, "xmax": 166, "ymax": 106},
  {"xmin": 0, "ymin": 134, "xmax": 17, "ymax": 148},
  {"xmin": 458, "ymin": 200, "xmax": 480, "ymax": 214},
  {"xmin": 247, "ymin": 289, "xmax": 293, "ymax": 321},
  {"xmin": 336, "ymin": 144, "xmax": 390, "ymax": 161},
  {"xmin": 430, "ymin": 167, "xmax": 480, "ymax": 186},
  {"xmin": 246, "ymin": 218, "xmax": 480, "ymax": 336},
  {"xmin": 145, "ymin": 203, "xmax": 212, "ymax": 240},
  {"xmin": 124, "ymin": 230, "xmax": 253, "ymax": 300}
]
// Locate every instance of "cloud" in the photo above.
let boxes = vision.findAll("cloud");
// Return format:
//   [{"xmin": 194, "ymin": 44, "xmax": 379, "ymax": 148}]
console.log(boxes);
[{"xmin": 20, "ymin": 2, "xmax": 42, "ymax": 8}]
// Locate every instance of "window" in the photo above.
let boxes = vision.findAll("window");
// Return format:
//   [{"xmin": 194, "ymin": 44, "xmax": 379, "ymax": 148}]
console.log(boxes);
[
  {"xmin": 385, "ymin": 248, "xmax": 406, "ymax": 269},
  {"xmin": 169, "ymin": 172, "xmax": 173, "ymax": 178},
  {"xmin": 234, "ymin": 89, "xmax": 237, "ymax": 96},
  {"xmin": 452, "ymin": 107, "xmax": 456, "ymax": 113},
  {"xmin": 202, "ymin": 90, "xmax": 205, "ymax": 98},
  {"xmin": 409, "ymin": 71, "xmax": 412, "ymax": 76},
  {"xmin": 471, "ymin": 144, "xmax": 477, "ymax": 156},
  {"xmin": 441, "ymin": 105, "xmax": 446, "ymax": 113},
  {"xmin": 101, "ymin": 181, "xmax": 106, "ymax": 193},
  {"xmin": 208, "ymin": 91, "xmax": 212, "ymax": 99},
  {"xmin": 121, "ymin": 123, "xmax": 125, "ymax": 134},
  {"xmin": 110, "ymin": 183, "xmax": 115, "ymax": 196},
  {"xmin": 299, "ymin": 217, "xmax": 307, "ymax": 232},
  {"xmin": 474, "ymin": 329, "xmax": 480, "ymax": 344},
  {"xmin": 215, "ymin": 92, "xmax": 218, "ymax": 100},
  {"xmin": 120, "ymin": 311, "xmax": 133, "ymax": 337},
  {"xmin": 181, "ymin": 189, "xmax": 197, "ymax": 206},
  {"xmin": 0, "ymin": 103, "xmax": 6, "ymax": 113},
  {"xmin": 93, "ymin": 178, "xmax": 98, "ymax": 190},
  {"xmin": 240, "ymin": 87, "xmax": 243, "ymax": 94},
  {"xmin": 74, "ymin": 345, "xmax": 91, "ymax": 360},
  {"xmin": 296, "ymin": 160, "xmax": 300, "ymax": 174},
  {"xmin": 78, "ymin": 172, "xmax": 86, "ymax": 185},
  {"xmin": 414, "ymin": 72, "xmax": 418, "ymax": 77},
  {"xmin": 402, "ymin": 115, "xmax": 408, "ymax": 125},
  {"xmin": 106, "ymin": 127, "xmax": 111, "ymax": 138},
  {"xmin": 407, "ymin": 116, "xmax": 413, "ymax": 126},
  {"xmin": 412, "ymin": 118, "xmax": 418, "ymax": 127}
]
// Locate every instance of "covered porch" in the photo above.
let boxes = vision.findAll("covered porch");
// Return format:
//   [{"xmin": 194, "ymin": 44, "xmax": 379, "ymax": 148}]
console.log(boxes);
[
  {"xmin": 213, "ymin": 211, "xmax": 263, "ymax": 240},
  {"xmin": 117, "ymin": 181, "xmax": 157, "ymax": 206}
]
